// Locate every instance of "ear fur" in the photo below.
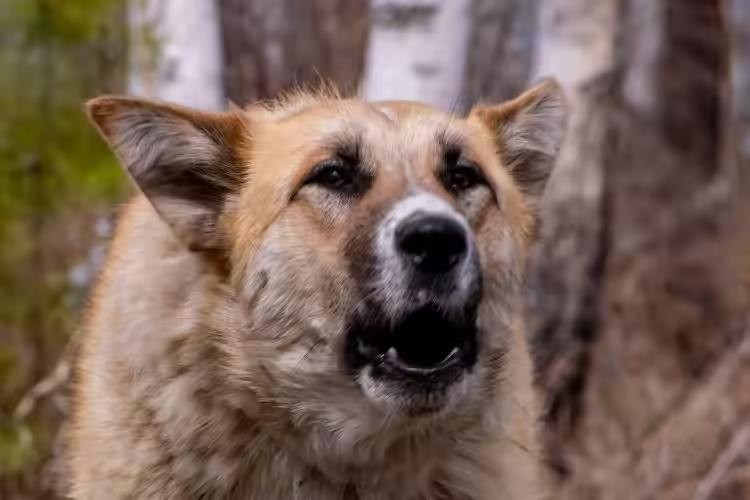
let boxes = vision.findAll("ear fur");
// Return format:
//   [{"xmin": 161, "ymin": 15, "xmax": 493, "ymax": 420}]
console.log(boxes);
[
  {"xmin": 470, "ymin": 79, "xmax": 568, "ymax": 202},
  {"xmin": 86, "ymin": 96, "xmax": 248, "ymax": 250}
]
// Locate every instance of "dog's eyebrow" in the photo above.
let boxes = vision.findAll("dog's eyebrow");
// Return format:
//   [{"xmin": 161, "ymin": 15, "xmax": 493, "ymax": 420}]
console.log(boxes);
[
  {"xmin": 436, "ymin": 127, "xmax": 468, "ymax": 156},
  {"xmin": 435, "ymin": 129, "xmax": 487, "ymax": 173},
  {"xmin": 329, "ymin": 131, "xmax": 362, "ymax": 162},
  {"xmin": 306, "ymin": 128, "xmax": 362, "ymax": 164}
]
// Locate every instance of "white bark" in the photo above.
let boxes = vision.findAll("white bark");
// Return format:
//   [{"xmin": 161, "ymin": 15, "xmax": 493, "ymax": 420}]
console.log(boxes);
[
  {"xmin": 361, "ymin": 0, "xmax": 471, "ymax": 110},
  {"xmin": 465, "ymin": 0, "xmax": 538, "ymax": 104},
  {"xmin": 531, "ymin": 0, "xmax": 618, "ymax": 201},
  {"xmin": 531, "ymin": 0, "xmax": 618, "ymax": 89},
  {"xmin": 129, "ymin": 0, "xmax": 225, "ymax": 111},
  {"xmin": 621, "ymin": 0, "xmax": 663, "ymax": 116}
]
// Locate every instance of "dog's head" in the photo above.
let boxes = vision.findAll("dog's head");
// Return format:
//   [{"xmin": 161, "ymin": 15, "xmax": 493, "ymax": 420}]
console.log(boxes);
[{"xmin": 87, "ymin": 81, "xmax": 566, "ymax": 452}]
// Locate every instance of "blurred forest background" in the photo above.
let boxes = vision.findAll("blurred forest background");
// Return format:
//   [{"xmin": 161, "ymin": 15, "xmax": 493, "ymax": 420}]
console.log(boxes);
[{"xmin": 0, "ymin": 0, "xmax": 748, "ymax": 498}]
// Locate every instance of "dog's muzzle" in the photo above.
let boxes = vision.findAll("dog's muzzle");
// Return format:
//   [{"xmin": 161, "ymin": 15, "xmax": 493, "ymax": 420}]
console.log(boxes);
[{"xmin": 344, "ymin": 193, "xmax": 482, "ymax": 399}]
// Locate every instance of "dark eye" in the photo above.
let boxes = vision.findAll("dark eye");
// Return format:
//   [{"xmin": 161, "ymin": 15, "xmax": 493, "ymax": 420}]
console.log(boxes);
[
  {"xmin": 441, "ymin": 148, "xmax": 486, "ymax": 194},
  {"xmin": 444, "ymin": 164, "xmax": 484, "ymax": 193},
  {"xmin": 308, "ymin": 163, "xmax": 355, "ymax": 192}
]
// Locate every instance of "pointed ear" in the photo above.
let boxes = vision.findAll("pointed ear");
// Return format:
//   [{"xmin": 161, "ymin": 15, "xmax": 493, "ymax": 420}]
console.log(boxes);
[
  {"xmin": 86, "ymin": 96, "xmax": 248, "ymax": 250},
  {"xmin": 469, "ymin": 79, "xmax": 567, "ymax": 202}
]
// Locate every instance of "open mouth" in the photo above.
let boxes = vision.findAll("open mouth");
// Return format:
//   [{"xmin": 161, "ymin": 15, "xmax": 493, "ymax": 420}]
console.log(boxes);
[{"xmin": 345, "ymin": 304, "xmax": 479, "ymax": 378}]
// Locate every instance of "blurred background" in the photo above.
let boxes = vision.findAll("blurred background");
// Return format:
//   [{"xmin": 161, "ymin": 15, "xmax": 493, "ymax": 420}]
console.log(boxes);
[{"xmin": 0, "ymin": 0, "xmax": 748, "ymax": 498}]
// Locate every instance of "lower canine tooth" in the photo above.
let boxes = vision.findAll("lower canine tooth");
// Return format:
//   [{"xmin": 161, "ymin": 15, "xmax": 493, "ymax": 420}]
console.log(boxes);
[
  {"xmin": 441, "ymin": 347, "xmax": 459, "ymax": 364},
  {"xmin": 386, "ymin": 347, "xmax": 398, "ymax": 361},
  {"xmin": 358, "ymin": 339, "xmax": 378, "ymax": 358}
]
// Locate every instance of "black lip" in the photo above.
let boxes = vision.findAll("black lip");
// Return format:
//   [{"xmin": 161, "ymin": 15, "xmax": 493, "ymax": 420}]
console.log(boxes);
[{"xmin": 344, "ymin": 303, "xmax": 479, "ymax": 380}]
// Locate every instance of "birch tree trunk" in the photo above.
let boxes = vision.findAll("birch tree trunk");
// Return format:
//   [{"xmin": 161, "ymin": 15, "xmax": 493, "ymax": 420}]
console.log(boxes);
[
  {"xmin": 361, "ymin": 0, "xmax": 471, "ymax": 110},
  {"xmin": 219, "ymin": 0, "xmax": 369, "ymax": 105},
  {"xmin": 129, "ymin": 0, "xmax": 225, "ymax": 110},
  {"xmin": 523, "ymin": 0, "xmax": 619, "ymax": 475},
  {"xmin": 463, "ymin": 0, "xmax": 538, "ymax": 103}
]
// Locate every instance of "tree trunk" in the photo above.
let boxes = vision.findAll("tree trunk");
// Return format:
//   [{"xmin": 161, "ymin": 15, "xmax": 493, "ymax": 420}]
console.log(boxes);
[
  {"xmin": 731, "ymin": 0, "xmax": 750, "ymax": 191},
  {"xmin": 534, "ymin": 1, "xmax": 749, "ymax": 498},
  {"xmin": 731, "ymin": 0, "xmax": 750, "ymax": 288},
  {"xmin": 361, "ymin": 0, "xmax": 471, "ymax": 110},
  {"xmin": 531, "ymin": 0, "xmax": 619, "ymax": 87},
  {"xmin": 129, "ymin": 0, "xmax": 225, "ymax": 110},
  {"xmin": 523, "ymin": 0, "xmax": 619, "ymax": 475},
  {"xmin": 462, "ymin": 0, "xmax": 538, "ymax": 104},
  {"xmin": 218, "ymin": 0, "xmax": 369, "ymax": 105}
]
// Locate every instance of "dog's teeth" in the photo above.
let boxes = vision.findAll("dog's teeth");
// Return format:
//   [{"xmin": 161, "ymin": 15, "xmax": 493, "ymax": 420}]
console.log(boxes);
[
  {"xmin": 441, "ymin": 347, "xmax": 460, "ymax": 364},
  {"xmin": 386, "ymin": 347, "xmax": 398, "ymax": 361}
]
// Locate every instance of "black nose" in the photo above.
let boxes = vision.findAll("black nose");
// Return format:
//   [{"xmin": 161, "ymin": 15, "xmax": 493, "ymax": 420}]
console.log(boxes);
[{"xmin": 395, "ymin": 215, "xmax": 468, "ymax": 274}]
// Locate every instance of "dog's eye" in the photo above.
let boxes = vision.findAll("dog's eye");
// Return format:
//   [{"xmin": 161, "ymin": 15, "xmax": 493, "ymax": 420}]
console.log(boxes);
[
  {"xmin": 441, "ymin": 148, "xmax": 486, "ymax": 194},
  {"xmin": 308, "ymin": 163, "xmax": 355, "ymax": 192},
  {"xmin": 444, "ymin": 165, "xmax": 484, "ymax": 193}
]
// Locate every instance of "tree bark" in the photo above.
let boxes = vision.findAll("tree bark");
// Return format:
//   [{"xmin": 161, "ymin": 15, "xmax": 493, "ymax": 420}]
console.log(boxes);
[
  {"xmin": 463, "ymin": 0, "xmax": 538, "ymax": 104},
  {"xmin": 531, "ymin": 0, "xmax": 619, "ymax": 87},
  {"xmin": 219, "ymin": 0, "xmax": 369, "ymax": 105},
  {"xmin": 536, "ymin": 1, "xmax": 749, "ymax": 498},
  {"xmin": 731, "ymin": 0, "xmax": 750, "ymax": 193},
  {"xmin": 523, "ymin": 0, "xmax": 619, "ymax": 476},
  {"xmin": 362, "ymin": 0, "xmax": 471, "ymax": 110},
  {"xmin": 128, "ymin": 0, "xmax": 225, "ymax": 110},
  {"xmin": 731, "ymin": 0, "xmax": 750, "ymax": 290}
]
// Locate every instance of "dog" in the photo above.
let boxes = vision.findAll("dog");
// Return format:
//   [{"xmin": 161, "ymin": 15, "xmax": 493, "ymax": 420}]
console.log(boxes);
[{"xmin": 69, "ymin": 79, "xmax": 566, "ymax": 499}]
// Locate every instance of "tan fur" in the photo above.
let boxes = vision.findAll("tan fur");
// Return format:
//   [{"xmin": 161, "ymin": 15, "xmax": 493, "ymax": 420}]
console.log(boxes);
[{"xmin": 70, "ymin": 81, "xmax": 566, "ymax": 499}]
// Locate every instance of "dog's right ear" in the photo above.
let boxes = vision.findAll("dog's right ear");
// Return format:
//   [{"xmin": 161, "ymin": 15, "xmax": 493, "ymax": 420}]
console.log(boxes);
[{"xmin": 86, "ymin": 97, "xmax": 248, "ymax": 250}]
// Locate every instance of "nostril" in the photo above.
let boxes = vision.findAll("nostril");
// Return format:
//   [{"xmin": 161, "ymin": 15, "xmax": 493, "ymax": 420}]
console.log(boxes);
[{"xmin": 395, "ymin": 215, "xmax": 468, "ymax": 274}]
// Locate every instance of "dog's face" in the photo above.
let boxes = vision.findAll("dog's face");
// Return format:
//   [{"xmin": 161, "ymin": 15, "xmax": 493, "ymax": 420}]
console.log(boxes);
[{"xmin": 87, "ymin": 82, "xmax": 566, "ymax": 447}]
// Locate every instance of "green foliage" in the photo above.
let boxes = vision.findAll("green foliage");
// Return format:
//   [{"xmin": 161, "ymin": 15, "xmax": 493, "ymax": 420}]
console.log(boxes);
[
  {"xmin": 0, "ymin": 0, "xmax": 129, "ymax": 485},
  {"xmin": 2, "ymin": 0, "xmax": 120, "ymax": 43},
  {"xmin": 0, "ymin": 422, "xmax": 36, "ymax": 474}
]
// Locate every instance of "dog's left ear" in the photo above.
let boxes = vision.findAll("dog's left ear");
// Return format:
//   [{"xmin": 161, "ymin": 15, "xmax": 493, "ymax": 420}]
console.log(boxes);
[{"xmin": 469, "ymin": 79, "xmax": 567, "ymax": 203}]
